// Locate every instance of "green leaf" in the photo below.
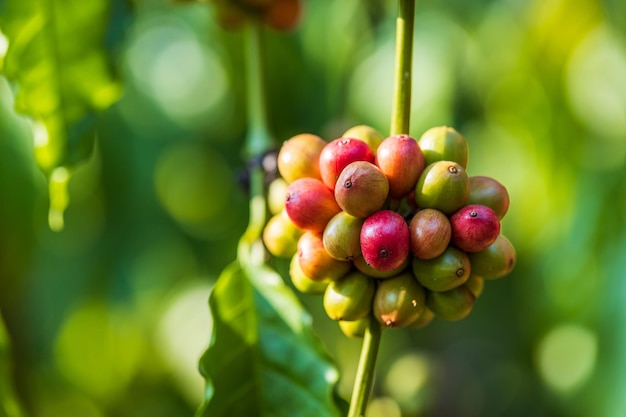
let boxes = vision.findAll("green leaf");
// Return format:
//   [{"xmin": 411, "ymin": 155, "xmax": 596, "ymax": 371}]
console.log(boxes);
[
  {"xmin": 0, "ymin": 313, "xmax": 24, "ymax": 417},
  {"xmin": 0, "ymin": 0, "xmax": 125, "ymax": 229},
  {"xmin": 0, "ymin": 0, "xmax": 122, "ymax": 172},
  {"xmin": 197, "ymin": 260, "xmax": 343, "ymax": 417}
]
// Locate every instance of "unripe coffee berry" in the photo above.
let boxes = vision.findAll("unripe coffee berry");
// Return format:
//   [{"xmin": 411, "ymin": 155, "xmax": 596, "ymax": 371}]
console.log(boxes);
[
  {"xmin": 414, "ymin": 161, "xmax": 470, "ymax": 215},
  {"xmin": 409, "ymin": 208, "xmax": 451, "ymax": 260},
  {"xmin": 467, "ymin": 176, "xmax": 510, "ymax": 219},
  {"xmin": 334, "ymin": 161, "xmax": 389, "ymax": 218},
  {"xmin": 353, "ymin": 254, "xmax": 409, "ymax": 279},
  {"xmin": 468, "ymin": 234, "xmax": 516, "ymax": 280},
  {"xmin": 418, "ymin": 126, "xmax": 469, "ymax": 168},
  {"xmin": 413, "ymin": 246, "xmax": 470, "ymax": 292},
  {"xmin": 322, "ymin": 211, "xmax": 364, "ymax": 261},
  {"xmin": 342, "ymin": 125, "xmax": 384, "ymax": 155},
  {"xmin": 323, "ymin": 271, "xmax": 375, "ymax": 321},
  {"xmin": 373, "ymin": 272, "xmax": 426, "ymax": 328},
  {"xmin": 338, "ymin": 316, "xmax": 371, "ymax": 338},
  {"xmin": 262, "ymin": 211, "xmax": 302, "ymax": 258},
  {"xmin": 426, "ymin": 284, "xmax": 475, "ymax": 321},
  {"xmin": 277, "ymin": 133, "xmax": 326, "ymax": 183}
]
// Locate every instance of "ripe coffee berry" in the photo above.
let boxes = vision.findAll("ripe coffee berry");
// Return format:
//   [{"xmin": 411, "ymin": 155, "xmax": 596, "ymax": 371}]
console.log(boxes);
[
  {"xmin": 375, "ymin": 134, "xmax": 424, "ymax": 198},
  {"xmin": 285, "ymin": 178, "xmax": 340, "ymax": 233},
  {"xmin": 319, "ymin": 138, "xmax": 374, "ymax": 189},
  {"xmin": 450, "ymin": 204, "xmax": 500, "ymax": 252},
  {"xmin": 360, "ymin": 210, "xmax": 409, "ymax": 272}
]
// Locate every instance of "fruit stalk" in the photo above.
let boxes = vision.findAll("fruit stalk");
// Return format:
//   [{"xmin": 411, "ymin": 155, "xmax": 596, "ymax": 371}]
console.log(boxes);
[
  {"xmin": 348, "ymin": 1, "xmax": 416, "ymax": 415},
  {"xmin": 240, "ymin": 19, "xmax": 275, "ymax": 265},
  {"xmin": 347, "ymin": 318, "xmax": 382, "ymax": 417},
  {"xmin": 389, "ymin": 0, "xmax": 415, "ymax": 136},
  {"xmin": 245, "ymin": 19, "xmax": 274, "ymax": 158}
]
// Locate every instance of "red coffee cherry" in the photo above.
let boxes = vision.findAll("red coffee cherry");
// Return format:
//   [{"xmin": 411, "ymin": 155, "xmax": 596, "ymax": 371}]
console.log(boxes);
[
  {"xmin": 360, "ymin": 210, "xmax": 409, "ymax": 272},
  {"xmin": 297, "ymin": 231, "xmax": 352, "ymax": 282},
  {"xmin": 285, "ymin": 178, "xmax": 341, "ymax": 233},
  {"xmin": 375, "ymin": 134, "xmax": 424, "ymax": 198},
  {"xmin": 450, "ymin": 204, "xmax": 500, "ymax": 253},
  {"xmin": 319, "ymin": 138, "xmax": 374, "ymax": 189}
]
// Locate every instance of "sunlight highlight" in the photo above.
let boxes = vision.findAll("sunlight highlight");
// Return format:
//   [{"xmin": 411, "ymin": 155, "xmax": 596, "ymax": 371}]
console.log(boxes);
[
  {"xmin": 536, "ymin": 323, "xmax": 597, "ymax": 394},
  {"xmin": 157, "ymin": 283, "xmax": 213, "ymax": 405}
]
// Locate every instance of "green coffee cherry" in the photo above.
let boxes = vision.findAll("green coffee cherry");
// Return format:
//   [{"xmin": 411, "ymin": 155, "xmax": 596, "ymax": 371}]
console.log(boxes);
[
  {"xmin": 342, "ymin": 125, "xmax": 384, "ymax": 155},
  {"xmin": 468, "ymin": 234, "xmax": 516, "ymax": 280},
  {"xmin": 467, "ymin": 176, "xmax": 510, "ymax": 219},
  {"xmin": 413, "ymin": 246, "xmax": 470, "ymax": 292},
  {"xmin": 268, "ymin": 177, "xmax": 289, "ymax": 215},
  {"xmin": 465, "ymin": 274, "xmax": 484, "ymax": 298},
  {"xmin": 323, "ymin": 211, "xmax": 364, "ymax": 261},
  {"xmin": 414, "ymin": 161, "xmax": 469, "ymax": 215},
  {"xmin": 418, "ymin": 126, "xmax": 469, "ymax": 168},
  {"xmin": 409, "ymin": 307, "xmax": 435, "ymax": 329},
  {"xmin": 289, "ymin": 254, "xmax": 328, "ymax": 295},
  {"xmin": 262, "ymin": 211, "xmax": 302, "ymax": 258},
  {"xmin": 353, "ymin": 254, "xmax": 409, "ymax": 279},
  {"xmin": 426, "ymin": 284, "xmax": 475, "ymax": 321},
  {"xmin": 323, "ymin": 271, "xmax": 375, "ymax": 321},
  {"xmin": 373, "ymin": 272, "xmax": 426, "ymax": 328},
  {"xmin": 338, "ymin": 316, "xmax": 371, "ymax": 338}
]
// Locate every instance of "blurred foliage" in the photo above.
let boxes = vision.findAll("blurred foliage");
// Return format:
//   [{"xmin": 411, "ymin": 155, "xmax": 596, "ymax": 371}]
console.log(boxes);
[
  {"xmin": 0, "ymin": 0, "xmax": 624, "ymax": 416},
  {"xmin": 198, "ymin": 258, "xmax": 342, "ymax": 417},
  {"xmin": 0, "ymin": 314, "xmax": 23, "ymax": 417},
  {"xmin": 0, "ymin": 0, "xmax": 129, "ymax": 229}
]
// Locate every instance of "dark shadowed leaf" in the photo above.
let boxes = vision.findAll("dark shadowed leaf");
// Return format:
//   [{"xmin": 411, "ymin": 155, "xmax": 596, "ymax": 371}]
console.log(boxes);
[{"xmin": 197, "ymin": 260, "xmax": 343, "ymax": 417}]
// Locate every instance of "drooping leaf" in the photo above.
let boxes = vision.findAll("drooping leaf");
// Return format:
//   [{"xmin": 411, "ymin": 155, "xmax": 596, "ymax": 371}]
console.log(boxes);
[
  {"xmin": 197, "ymin": 260, "xmax": 343, "ymax": 417},
  {"xmin": 0, "ymin": 313, "xmax": 24, "ymax": 417},
  {"xmin": 0, "ymin": 0, "xmax": 127, "ymax": 229}
]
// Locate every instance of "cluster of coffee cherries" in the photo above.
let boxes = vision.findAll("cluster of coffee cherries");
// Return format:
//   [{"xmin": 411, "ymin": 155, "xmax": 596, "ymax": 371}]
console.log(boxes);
[
  {"xmin": 262, "ymin": 125, "xmax": 516, "ymax": 337},
  {"xmin": 198, "ymin": 0, "xmax": 302, "ymax": 31}
]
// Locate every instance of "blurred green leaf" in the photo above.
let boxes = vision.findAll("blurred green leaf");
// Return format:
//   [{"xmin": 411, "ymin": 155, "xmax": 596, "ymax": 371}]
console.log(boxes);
[
  {"xmin": 0, "ymin": 0, "xmax": 122, "ymax": 173},
  {"xmin": 0, "ymin": 313, "xmax": 24, "ymax": 417},
  {"xmin": 197, "ymin": 260, "xmax": 342, "ymax": 417},
  {"xmin": 0, "ymin": 0, "xmax": 129, "ymax": 230}
]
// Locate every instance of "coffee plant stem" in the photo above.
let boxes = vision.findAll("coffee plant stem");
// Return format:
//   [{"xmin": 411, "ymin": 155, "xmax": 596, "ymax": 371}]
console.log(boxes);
[
  {"xmin": 245, "ymin": 19, "xmax": 275, "ymax": 159},
  {"xmin": 389, "ymin": 0, "xmax": 415, "ymax": 136},
  {"xmin": 239, "ymin": 20, "xmax": 274, "ymax": 265},
  {"xmin": 348, "ymin": 318, "xmax": 382, "ymax": 417},
  {"xmin": 348, "ymin": 2, "xmax": 416, "ymax": 415}
]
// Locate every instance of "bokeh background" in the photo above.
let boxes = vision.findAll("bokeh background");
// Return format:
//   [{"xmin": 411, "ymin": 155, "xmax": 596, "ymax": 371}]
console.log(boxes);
[{"xmin": 1, "ymin": 0, "xmax": 626, "ymax": 416}]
